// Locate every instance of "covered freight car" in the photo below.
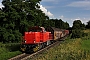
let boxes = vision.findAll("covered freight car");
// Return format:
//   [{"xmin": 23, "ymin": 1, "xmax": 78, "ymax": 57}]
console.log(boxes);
[{"xmin": 46, "ymin": 27, "xmax": 64, "ymax": 40}]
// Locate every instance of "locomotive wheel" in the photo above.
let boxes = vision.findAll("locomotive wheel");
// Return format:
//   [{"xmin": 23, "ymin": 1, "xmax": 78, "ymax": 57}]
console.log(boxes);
[
  {"xmin": 20, "ymin": 45, "xmax": 26, "ymax": 52},
  {"xmin": 33, "ymin": 43, "xmax": 44, "ymax": 52},
  {"xmin": 21, "ymin": 48, "xmax": 26, "ymax": 52},
  {"xmin": 33, "ymin": 46, "xmax": 39, "ymax": 52}
]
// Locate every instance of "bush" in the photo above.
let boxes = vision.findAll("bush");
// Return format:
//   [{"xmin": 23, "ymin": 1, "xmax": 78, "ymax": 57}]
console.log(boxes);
[
  {"xmin": 5, "ymin": 43, "xmax": 21, "ymax": 51},
  {"xmin": 71, "ymin": 29, "xmax": 87, "ymax": 39},
  {"xmin": 0, "ymin": 43, "xmax": 22, "ymax": 60},
  {"xmin": 0, "ymin": 28, "xmax": 22, "ymax": 43}
]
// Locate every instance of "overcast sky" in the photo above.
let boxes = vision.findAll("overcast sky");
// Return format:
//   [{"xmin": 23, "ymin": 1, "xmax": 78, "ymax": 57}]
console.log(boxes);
[{"xmin": 0, "ymin": 0, "xmax": 90, "ymax": 27}]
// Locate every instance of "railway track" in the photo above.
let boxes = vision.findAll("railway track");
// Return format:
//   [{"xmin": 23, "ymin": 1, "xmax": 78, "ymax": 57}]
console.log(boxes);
[
  {"xmin": 8, "ymin": 41, "xmax": 60, "ymax": 60},
  {"xmin": 8, "ymin": 35, "xmax": 68, "ymax": 60}
]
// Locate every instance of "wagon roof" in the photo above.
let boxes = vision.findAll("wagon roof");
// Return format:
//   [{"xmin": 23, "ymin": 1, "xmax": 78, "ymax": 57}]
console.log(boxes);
[{"xmin": 50, "ymin": 27, "xmax": 64, "ymax": 31}]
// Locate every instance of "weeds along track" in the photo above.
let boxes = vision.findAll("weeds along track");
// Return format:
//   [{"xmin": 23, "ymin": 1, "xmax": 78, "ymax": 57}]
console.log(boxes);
[
  {"xmin": 8, "ymin": 53, "xmax": 29, "ymax": 60},
  {"xmin": 8, "ymin": 35, "xmax": 67, "ymax": 60}
]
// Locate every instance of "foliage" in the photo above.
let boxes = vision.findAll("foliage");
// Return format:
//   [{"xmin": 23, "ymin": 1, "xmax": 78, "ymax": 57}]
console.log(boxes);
[
  {"xmin": 86, "ymin": 20, "xmax": 90, "ymax": 29},
  {"xmin": 49, "ymin": 19, "xmax": 69, "ymax": 29},
  {"xmin": 0, "ymin": 27, "xmax": 22, "ymax": 43},
  {"xmin": 71, "ymin": 20, "xmax": 86, "ymax": 39},
  {"xmin": 0, "ymin": 0, "xmax": 47, "ymax": 43},
  {"xmin": 71, "ymin": 29, "xmax": 87, "ymax": 39},
  {"xmin": 72, "ymin": 20, "xmax": 85, "ymax": 30}
]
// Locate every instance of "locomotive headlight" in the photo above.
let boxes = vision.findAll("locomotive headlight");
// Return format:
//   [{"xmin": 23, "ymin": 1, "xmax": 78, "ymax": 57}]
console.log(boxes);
[
  {"xmin": 24, "ymin": 40, "xmax": 26, "ymax": 43},
  {"xmin": 23, "ymin": 40, "xmax": 26, "ymax": 43},
  {"xmin": 34, "ymin": 40, "xmax": 36, "ymax": 43}
]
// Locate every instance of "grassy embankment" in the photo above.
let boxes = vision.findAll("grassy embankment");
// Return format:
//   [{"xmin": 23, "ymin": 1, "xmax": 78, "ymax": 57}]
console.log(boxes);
[
  {"xmin": 31, "ymin": 29, "xmax": 90, "ymax": 60},
  {"xmin": 0, "ymin": 43, "xmax": 22, "ymax": 60}
]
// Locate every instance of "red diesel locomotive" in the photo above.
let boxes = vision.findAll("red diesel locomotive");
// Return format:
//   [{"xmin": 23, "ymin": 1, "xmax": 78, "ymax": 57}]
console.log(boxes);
[{"xmin": 21, "ymin": 26, "xmax": 69, "ymax": 53}]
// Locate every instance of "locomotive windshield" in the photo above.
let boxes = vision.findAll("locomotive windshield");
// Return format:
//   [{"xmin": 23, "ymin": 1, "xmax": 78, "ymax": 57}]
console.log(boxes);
[
  {"xmin": 29, "ymin": 26, "xmax": 42, "ymax": 32},
  {"xmin": 29, "ymin": 29, "xmax": 42, "ymax": 32},
  {"xmin": 28, "ymin": 26, "xmax": 46, "ymax": 32}
]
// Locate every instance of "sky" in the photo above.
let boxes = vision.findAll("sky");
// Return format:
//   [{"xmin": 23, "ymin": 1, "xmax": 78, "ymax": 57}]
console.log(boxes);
[
  {"xmin": 0, "ymin": 0, "xmax": 90, "ymax": 27},
  {"xmin": 40, "ymin": 0, "xmax": 90, "ymax": 27}
]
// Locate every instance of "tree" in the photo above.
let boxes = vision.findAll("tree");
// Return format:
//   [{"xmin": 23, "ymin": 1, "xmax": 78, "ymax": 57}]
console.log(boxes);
[
  {"xmin": 50, "ymin": 19, "xmax": 69, "ymax": 29},
  {"xmin": 0, "ymin": 0, "xmax": 51, "ymax": 43},
  {"xmin": 86, "ymin": 20, "xmax": 90, "ymax": 29},
  {"xmin": 71, "ymin": 30, "xmax": 82, "ymax": 38},
  {"xmin": 64, "ymin": 22, "xmax": 69, "ymax": 29},
  {"xmin": 71, "ymin": 20, "xmax": 86, "ymax": 39},
  {"xmin": 72, "ymin": 20, "xmax": 85, "ymax": 30}
]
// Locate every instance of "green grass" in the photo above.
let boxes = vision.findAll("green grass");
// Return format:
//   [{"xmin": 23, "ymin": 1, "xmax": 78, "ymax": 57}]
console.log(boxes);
[
  {"xmin": 81, "ymin": 40, "xmax": 90, "ymax": 50},
  {"xmin": 0, "ymin": 51, "xmax": 21, "ymax": 60},
  {"xmin": 0, "ymin": 43, "xmax": 22, "ymax": 60},
  {"xmin": 81, "ymin": 29, "xmax": 90, "ymax": 50}
]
